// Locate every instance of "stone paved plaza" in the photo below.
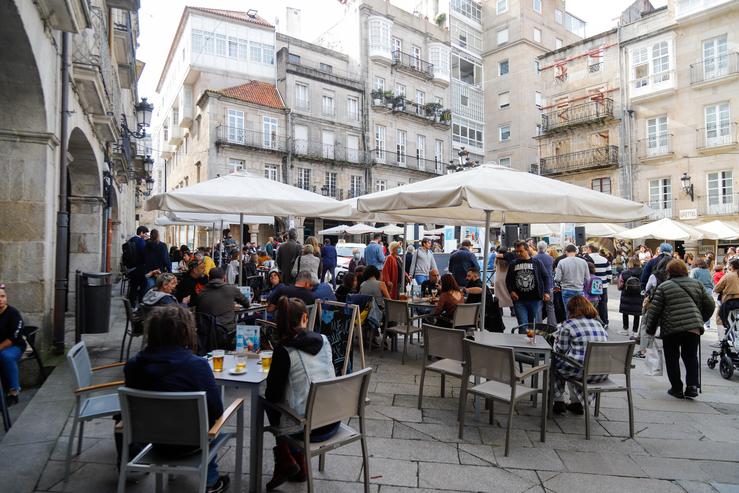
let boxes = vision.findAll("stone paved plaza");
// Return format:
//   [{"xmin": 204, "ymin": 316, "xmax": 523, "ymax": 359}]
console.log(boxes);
[{"xmin": 2, "ymin": 290, "xmax": 739, "ymax": 493}]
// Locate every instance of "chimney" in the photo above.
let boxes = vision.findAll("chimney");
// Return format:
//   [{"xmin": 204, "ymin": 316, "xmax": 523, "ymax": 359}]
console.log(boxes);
[{"xmin": 286, "ymin": 7, "xmax": 302, "ymax": 38}]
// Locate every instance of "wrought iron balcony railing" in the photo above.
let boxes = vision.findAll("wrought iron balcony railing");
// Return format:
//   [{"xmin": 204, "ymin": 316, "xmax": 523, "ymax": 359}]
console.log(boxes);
[
  {"xmin": 373, "ymin": 150, "xmax": 445, "ymax": 174},
  {"xmin": 690, "ymin": 53, "xmax": 739, "ymax": 85},
  {"xmin": 696, "ymin": 122, "xmax": 738, "ymax": 150},
  {"xmin": 216, "ymin": 125, "xmax": 288, "ymax": 152},
  {"xmin": 637, "ymin": 133, "xmax": 673, "ymax": 160},
  {"xmin": 392, "ymin": 50, "xmax": 434, "ymax": 78},
  {"xmin": 292, "ymin": 139, "xmax": 365, "ymax": 164},
  {"xmin": 539, "ymin": 145, "xmax": 618, "ymax": 176},
  {"xmin": 541, "ymin": 98, "xmax": 614, "ymax": 133}
]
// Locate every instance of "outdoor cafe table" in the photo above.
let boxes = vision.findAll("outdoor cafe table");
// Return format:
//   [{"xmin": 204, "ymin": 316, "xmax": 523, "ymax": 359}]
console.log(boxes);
[{"xmin": 210, "ymin": 354, "xmax": 268, "ymax": 493}]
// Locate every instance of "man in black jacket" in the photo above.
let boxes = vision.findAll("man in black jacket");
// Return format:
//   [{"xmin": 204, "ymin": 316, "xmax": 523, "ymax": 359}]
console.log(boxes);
[
  {"xmin": 506, "ymin": 241, "xmax": 552, "ymax": 326},
  {"xmin": 196, "ymin": 268, "xmax": 250, "ymax": 336},
  {"xmin": 275, "ymin": 228, "xmax": 301, "ymax": 284}
]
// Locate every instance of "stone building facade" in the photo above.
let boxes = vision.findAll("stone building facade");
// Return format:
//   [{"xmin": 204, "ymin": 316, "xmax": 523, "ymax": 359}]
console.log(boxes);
[{"xmin": 1, "ymin": 0, "xmax": 143, "ymax": 347}]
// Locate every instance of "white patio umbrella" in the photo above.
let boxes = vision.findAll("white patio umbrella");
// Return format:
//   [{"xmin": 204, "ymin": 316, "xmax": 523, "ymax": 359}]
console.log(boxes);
[
  {"xmin": 381, "ymin": 224, "xmax": 404, "ymax": 235},
  {"xmin": 530, "ymin": 224, "xmax": 560, "ymax": 236},
  {"xmin": 617, "ymin": 217, "xmax": 709, "ymax": 241},
  {"xmin": 318, "ymin": 224, "xmax": 351, "ymax": 235},
  {"xmin": 356, "ymin": 164, "xmax": 653, "ymax": 328},
  {"xmin": 580, "ymin": 223, "xmax": 628, "ymax": 237},
  {"xmin": 695, "ymin": 220, "xmax": 739, "ymax": 240},
  {"xmin": 346, "ymin": 223, "xmax": 382, "ymax": 235},
  {"xmin": 155, "ymin": 212, "xmax": 272, "ymax": 226}
]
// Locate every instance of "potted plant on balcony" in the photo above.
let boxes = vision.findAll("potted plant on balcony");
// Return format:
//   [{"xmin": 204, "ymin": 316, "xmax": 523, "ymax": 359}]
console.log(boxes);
[
  {"xmin": 383, "ymin": 91, "xmax": 395, "ymax": 108},
  {"xmin": 425, "ymin": 102, "xmax": 442, "ymax": 121},
  {"xmin": 440, "ymin": 109, "xmax": 452, "ymax": 125},
  {"xmin": 371, "ymin": 89, "xmax": 383, "ymax": 106},
  {"xmin": 435, "ymin": 13, "xmax": 447, "ymax": 28},
  {"xmin": 393, "ymin": 95, "xmax": 406, "ymax": 112}
]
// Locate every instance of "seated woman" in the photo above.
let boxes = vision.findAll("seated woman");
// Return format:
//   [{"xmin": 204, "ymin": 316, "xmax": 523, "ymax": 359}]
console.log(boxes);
[
  {"xmin": 335, "ymin": 272, "xmax": 357, "ymax": 303},
  {"xmin": 0, "ymin": 285, "xmax": 26, "ymax": 405},
  {"xmin": 358, "ymin": 265, "xmax": 391, "ymax": 309},
  {"xmin": 262, "ymin": 270, "xmax": 283, "ymax": 300},
  {"xmin": 265, "ymin": 297, "xmax": 337, "ymax": 490},
  {"xmin": 552, "ymin": 295, "xmax": 609, "ymax": 415},
  {"xmin": 124, "ymin": 305, "xmax": 229, "ymax": 493},
  {"xmin": 141, "ymin": 272, "xmax": 184, "ymax": 308},
  {"xmin": 431, "ymin": 274, "xmax": 464, "ymax": 328}
]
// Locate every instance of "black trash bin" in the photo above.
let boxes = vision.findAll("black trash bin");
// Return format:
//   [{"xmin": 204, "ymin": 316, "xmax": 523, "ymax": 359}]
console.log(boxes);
[{"xmin": 76, "ymin": 271, "xmax": 112, "ymax": 340}]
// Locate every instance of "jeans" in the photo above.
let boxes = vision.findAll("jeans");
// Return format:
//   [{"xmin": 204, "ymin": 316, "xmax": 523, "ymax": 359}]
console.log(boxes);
[
  {"xmin": 561, "ymin": 290, "xmax": 584, "ymax": 318},
  {"xmin": 207, "ymin": 457, "xmax": 219, "ymax": 486},
  {"xmin": 597, "ymin": 288, "xmax": 609, "ymax": 326},
  {"xmin": 0, "ymin": 345, "xmax": 22, "ymax": 391},
  {"xmin": 513, "ymin": 299, "xmax": 542, "ymax": 326},
  {"xmin": 662, "ymin": 331, "xmax": 700, "ymax": 391},
  {"xmin": 543, "ymin": 289, "xmax": 556, "ymax": 326},
  {"xmin": 414, "ymin": 275, "xmax": 428, "ymax": 285}
]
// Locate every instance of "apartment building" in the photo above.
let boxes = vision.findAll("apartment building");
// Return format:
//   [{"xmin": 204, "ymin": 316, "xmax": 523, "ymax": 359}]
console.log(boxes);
[
  {"xmin": 318, "ymin": 0, "xmax": 453, "ymax": 190},
  {"xmin": 535, "ymin": 29, "xmax": 622, "ymax": 196},
  {"xmin": 621, "ymin": 0, "xmax": 739, "ymax": 225},
  {"xmin": 483, "ymin": 0, "xmax": 584, "ymax": 170}
]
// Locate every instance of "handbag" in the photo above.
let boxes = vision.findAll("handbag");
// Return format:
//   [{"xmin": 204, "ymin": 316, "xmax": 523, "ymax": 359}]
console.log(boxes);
[{"xmin": 644, "ymin": 339, "xmax": 663, "ymax": 376}]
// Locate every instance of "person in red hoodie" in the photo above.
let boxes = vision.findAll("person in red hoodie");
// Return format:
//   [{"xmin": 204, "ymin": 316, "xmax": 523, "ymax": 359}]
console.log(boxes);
[{"xmin": 713, "ymin": 263, "xmax": 726, "ymax": 286}]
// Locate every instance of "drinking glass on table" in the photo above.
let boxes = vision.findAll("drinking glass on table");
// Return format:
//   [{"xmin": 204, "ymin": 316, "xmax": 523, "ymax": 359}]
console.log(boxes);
[
  {"xmin": 235, "ymin": 353, "xmax": 247, "ymax": 372},
  {"xmin": 212, "ymin": 349, "xmax": 225, "ymax": 372},
  {"xmin": 431, "ymin": 287, "xmax": 438, "ymax": 299},
  {"xmin": 260, "ymin": 351, "xmax": 273, "ymax": 372}
]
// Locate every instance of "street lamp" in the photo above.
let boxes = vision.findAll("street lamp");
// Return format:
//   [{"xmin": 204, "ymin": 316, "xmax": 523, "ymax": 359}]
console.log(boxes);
[
  {"xmin": 681, "ymin": 172, "xmax": 694, "ymax": 201},
  {"xmin": 143, "ymin": 155, "xmax": 154, "ymax": 175},
  {"xmin": 120, "ymin": 97, "xmax": 154, "ymax": 139},
  {"xmin": 144, "ymin": 176, "xmax": 155, "ymax": 196},
  {"xmin": 449, "ymin": 147, "xmax": 479, "ymax": 173}
]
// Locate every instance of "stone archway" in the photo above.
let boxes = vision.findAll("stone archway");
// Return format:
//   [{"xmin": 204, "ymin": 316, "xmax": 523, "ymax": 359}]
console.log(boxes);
[
  {"xmin": 67, "ymin": 127, "xmax": 103, "ymax": 296},
  {"xmin": 0, "ymin": 1, "xmax": 52, "ymax": 327}
]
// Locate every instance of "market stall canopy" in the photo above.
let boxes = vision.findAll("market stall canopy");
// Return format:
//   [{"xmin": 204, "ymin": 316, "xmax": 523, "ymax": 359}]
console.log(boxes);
[
  {"xmin": 580, "ymin": 223, "xmax": 628, "ymax": 237},
  {"xmin": 345, "ymin": 223, "xmax": 382, "ymax": 235},
  {"xmin": 318, "ymin": 224, "xmax": 351, "ymax": 235},
  {"xmin": 694, "ymin": 220, "xmax": 739, "ymax": 240},
  {"xmin": 355, "ymin": 165, "xmax": 653, "ymax": 224},
  {"xmin": 381, "ymin": 225, "xmax": 404, "ymax": 235},
  {"xmin": 617, "ymin": 217, "xmax": 708, "ymax": 241},
  {"xmin": 530, "ymin": 224, "xmax": 560, "ymax": 236},
  {"xmin": 334, "ymin": 198, "xmax": 485, "ymax": 226},
  {"xmin": 145, "ymin": 171, "xmax": 352, "ymax": 218},
  {"xmin": 154, "ymin": 212, "xmax": 272, "ymax": 227}
]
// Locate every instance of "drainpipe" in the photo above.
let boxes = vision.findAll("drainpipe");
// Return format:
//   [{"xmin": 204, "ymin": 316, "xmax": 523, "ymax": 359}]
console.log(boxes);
[{"xmin": 53, "ymin": 32, "xmax": 70, "ymax": 354}]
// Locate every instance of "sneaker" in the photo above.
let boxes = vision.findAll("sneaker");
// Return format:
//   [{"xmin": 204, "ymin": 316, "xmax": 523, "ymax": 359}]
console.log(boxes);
[
  {"xmin": 553, "ymin": 401, "xmax": 567, "ymax": 415},
  {"xmin": 566, "ymin": 402, "xmax": 584, "ymax": 415},
  {"xmin": 684, "ymin": 386, "xmax": 699, "ymax": 399},
  {"xmin": 618, "ymin": 330, "xmax": 630, "ymax": 336},
  {"xmin": 633, "ymin": 352, "xmax": 646, "ymax": 359},
  {"xmin": 667, "ymin": 388, "xmax": 684, "ymax": 399},
  {"xmin": 207, "ymin": 475, "xmax": 230, "ymax": 493}
]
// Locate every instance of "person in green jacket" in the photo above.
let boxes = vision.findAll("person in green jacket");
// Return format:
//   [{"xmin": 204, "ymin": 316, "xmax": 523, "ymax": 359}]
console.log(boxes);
[{"xmin": 645, "ymin": 259, "xmax": 714, "ymax": 400}]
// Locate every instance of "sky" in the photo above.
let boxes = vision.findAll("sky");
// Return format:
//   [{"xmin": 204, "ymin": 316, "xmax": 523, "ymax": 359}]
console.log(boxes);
[{"xmin": 136, "ymin": 0, "xmax": 668, "ymax": 101}]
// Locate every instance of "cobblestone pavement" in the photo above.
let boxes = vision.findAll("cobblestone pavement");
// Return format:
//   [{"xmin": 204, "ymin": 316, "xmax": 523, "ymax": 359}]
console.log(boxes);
[{"xmin": 2, "ymin": 289, "xmax": 738, "ymax": 493}]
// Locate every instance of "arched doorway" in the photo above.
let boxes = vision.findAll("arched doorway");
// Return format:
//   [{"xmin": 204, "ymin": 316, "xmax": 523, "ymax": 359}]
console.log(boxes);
[{"xmin": 0, "ymin": 1, "xmax": 51, "ymax": 327}]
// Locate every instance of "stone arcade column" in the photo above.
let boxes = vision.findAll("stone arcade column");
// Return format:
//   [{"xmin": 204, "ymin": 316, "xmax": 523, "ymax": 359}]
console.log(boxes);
[
  {"xmin": 67, "ymin": 196, "xmax": 104, "ymax": 302},
  {"xmin": 248, "ymin": 224, "xmax": 260, "ymax": 245}
]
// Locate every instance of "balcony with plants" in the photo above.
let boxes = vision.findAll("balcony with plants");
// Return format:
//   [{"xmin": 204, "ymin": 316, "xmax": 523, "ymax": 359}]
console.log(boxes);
[{"xmin": 371, "ymin": 91, "xmax": 451, "ymax": 127}]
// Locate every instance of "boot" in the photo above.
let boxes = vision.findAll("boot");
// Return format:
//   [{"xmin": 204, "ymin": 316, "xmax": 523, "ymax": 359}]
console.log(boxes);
[
  {"xmin": 288, "ymin": 449, "xmax": 308, "ymax": 482},
  {"xmin": 266, "ymin": 443, "xmax": 300, "ymax": 490}
]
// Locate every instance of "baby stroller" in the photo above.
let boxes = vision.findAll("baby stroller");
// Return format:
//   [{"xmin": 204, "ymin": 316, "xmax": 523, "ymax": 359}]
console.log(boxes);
[{"xmin": 707, "ymin": 309, "xmax": 739, "ymax": 379}]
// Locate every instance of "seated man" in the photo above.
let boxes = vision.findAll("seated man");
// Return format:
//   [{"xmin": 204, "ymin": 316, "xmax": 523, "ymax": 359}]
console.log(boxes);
[
  {"xmin": 420, "ymin": 268, "xmax": 441, "ymax": 297},
  {"xmin": 196, "ymin": 268, "xmax": 250, "ymax": 336},
  {"xmin": 463, "ymin": 266, "xmax": 484, "ymax": 304},
  {"xmin": 176, "ymin": 260, "xmax": 207, "ymax": 304},
  {"xmin": 124, "ymin": 306, "xmax": 229, "ymax": 493},
  {"xmin": 267, "ymin": 271, "xmax": 318, "ymax": 312},
  {"xmin": 141, "ymin": 272, "xmax": 185, "ymax": 308}
]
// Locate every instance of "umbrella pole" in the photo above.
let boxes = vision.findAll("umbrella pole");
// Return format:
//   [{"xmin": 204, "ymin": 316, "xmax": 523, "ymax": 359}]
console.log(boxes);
[
  {"xmin": 219, "ymin": 219, "xmax": 224, "ymax": 268},
  {"xmin": 480, "ymin": 211, "xmax": 491, "ymax": 332},
  {"xmin": 240, "ymin": 213, "xmax": 244, "ymax": 286},
  {"xmin": 211, "ymin": 222, "xmax": 216, "ymax": 257},
  {"xmin": 401, "ymin": 223, "xmax": 408, "ymax": 294}
]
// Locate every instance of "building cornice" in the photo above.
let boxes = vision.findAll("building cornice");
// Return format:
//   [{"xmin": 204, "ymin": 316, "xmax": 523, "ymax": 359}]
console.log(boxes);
[{"xmin": 0, "ymin": 129, "xmax": 60, "ymax": 149}]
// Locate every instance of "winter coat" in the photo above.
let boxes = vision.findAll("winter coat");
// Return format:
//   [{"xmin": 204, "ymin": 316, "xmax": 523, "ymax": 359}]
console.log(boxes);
[
  {"xmin": 276, "ymin": 240, "xmax": 302, "ymax": 284},
  {"xmin": 618, "ymin": 267, "xmax": 643, "ymax": 315},
  {"xmin": 291, "ymin": 253, "xmax": 321, "ymax": 279},
  {"xmin": 645, "ymin": 276, "xmax": 715, "ymax": 338},
  {"xmin": 144, "ymin": 240, "xmax": 171, "ymax": 274},
  {"xmin": 195, "ymin": 278, "xmax": 250, "ymax": 334}
]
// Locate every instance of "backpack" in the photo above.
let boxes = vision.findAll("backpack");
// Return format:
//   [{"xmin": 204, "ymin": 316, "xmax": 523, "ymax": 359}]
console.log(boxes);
[
  {"xmin": 122, "ymin": 237, "xmax": 139, "ymax": 269},
  {"xmin": 624, "ymin": 276, "xmax": 642, "ymax": 297},
  {"xmin": 652, "ymin": 255, "xmax": 672, "ymax": 286},
  {"xmin": 589, "ymin": 277, "xmax": 604, "ymax": 296}
]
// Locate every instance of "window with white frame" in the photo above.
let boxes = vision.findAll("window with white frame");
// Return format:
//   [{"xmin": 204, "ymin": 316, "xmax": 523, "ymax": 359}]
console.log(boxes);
[
  {"xmin": 452, "ymin": 22, "xmax": 483, "ymax": 52},
  {"xmin": 555, "ymin": 38, "xmax": 563, "ymax": 49},
  {"xmin": 533, "ymin": 0, "xmax": 542, "ymax": 13},
  {"xmin": 325, "ymin": 171, "xmax": 337, "ymax": 197},
  {"xmin": 295, "ymin": 83, "xmax": 309, "ymax": 109},
  {"xmin": 262, "ymin": 116, "xmax": 278, "ymax": 149},
  {"xmin": 322, "ymin": 130, "xmax": 335, "ymax": 159},
  {"xmin": 703, "ymin": 35, "xmax": 728, "ymax": 80},
  {"xmin": 452, "ymin": 117, "xmax": 484, "ymax": 149},
  {"xmin": 652, "ymin": 41, "xmax": 670, "ymax": 82},
  {"xmin": 533, "ymin": 28, "xmax": 542, "ymax": 43},
  {"xmin": 555, "ymin": 9, "xmax": 563, "ymax": 24},
  {"xmin": 368, "ymin": 17, "xmax": 392, "ymax": 57},
  {"xmin": 395, "ymin": 83, "xmax": 406, "ymax": 97},
  {"xmin": 228, "ymin": 158, "xmax": 244, "ymax": 174},
  {"xmin": 227, "ymin": 109, "xmax": 244, "ymax": 143},
  {"xmin": 451, "ymin": 0, "xmax": 481, "ymax": 23},
  {"xmin": 347, "ymin": 134, "xmax": 360, "ymax": 163},
  {"xmin": 396, "ymin": 130, "xmax": 407, "ymax": 165},
  {"xmin": 293, "ymin": 125, "xmax": 308, "ymax": 155},
  {"xmin": 499, "ymin": 91, "xmax": 510, "ymax": 109},
  {"xmin": 649, "ymin": 178, "xmax": 672, "ymax": 212},
  {"xmin": 631, "ymin": 40, "xmax": 673, "ymax": 90},
  {"xmin": 452, "ymin": 53, "xmax": 483, "ymax": 85},
  {"xmin": 412, "ymin": 45, "xmax": 422, "ymax": 70},
  {"xmin": 350, "ymin": 175, "xmax": 362, "ymax": 197},
  {"xmin": 375, "ymin": 125, "xmax": 386, "ymax": 162},
  {"xmin": 434, "ymin": 139, "xmax": 444, "ymax": 173},
  {"xmin": 322, "ymin": 94, "xmax": 335, "ymax": 116},
  {"xmin": 497, "ymin": 28, "xmax": 509, "ymax": 45},
  {"xmin": 416, "ymin": 90, "xmax": 425, "ymax": 116},
  {"xmin": 347, "ymin": 96, "xmax": 359, "ymax": 121},
  {"xmin": 497, "ymin": 0, "xmax": 508, "ymax": 14},
  {"xmin": 499, "ymin": 59, "xmax": 509, "ymax": 76},
  {"xmin": 215, "ymin": 34, "xmax": 226, "ymax": 56},
  {"xmin": 707, "ymin": 170, "xmax": 734, "ymax": 214},
  {"xmin": 297, "ymin": 168, "xmax": 311, "ymax": 190},
  {"xmin": 704, "ymin": 102, "xmax": 731, "ymax": 147},
  {"xmin": 264, "ymin": 163, "xmax": 279, "ymax": 181},
  {"xmin": 392, "ymin": 37, "xmax": 402, "ymax": 57},
  {"xmin": 416, "ymin": 135, "xmax": 426, "ymax": 161},
  {"xmin": 592, "ymin": 177, "xmax": 611, "ymax": 194},
  {"xmin": 499, "ymin": 124, "xmax": 511, "ymax": 141},
  {"xmin": 375, "ymin": 180, "xmax": 386, "ymax": 192},
  {"xmin": 535, "ymin": 91, "xmax": 542, "ymax": 107},
  {"xmin": 374, "ymin": 77, "xmax": 385, "ymax": 91},
  {"xmin": 499, "ymin": 157, "xmax": 511, "ymax": 167},
  {"xmin": 646, "ymin": 116, "xmax": 669, "ymax": 156}
]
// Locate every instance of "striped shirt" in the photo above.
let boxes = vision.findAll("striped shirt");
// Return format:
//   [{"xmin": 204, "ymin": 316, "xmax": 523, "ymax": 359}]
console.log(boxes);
[{"xmin": 589, "ymin": 252, "xmax": 612, "ymax": 284}]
